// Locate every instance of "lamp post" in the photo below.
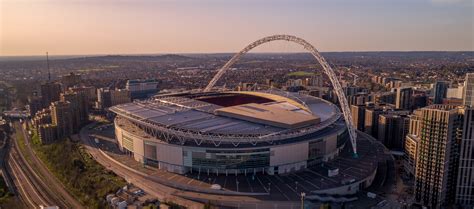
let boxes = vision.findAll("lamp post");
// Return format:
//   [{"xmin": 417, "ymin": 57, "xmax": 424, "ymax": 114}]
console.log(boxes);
[
  {"xmin": 236, "ymin": 180, "xmax": 239, "ymax": 192},
  {"xmin": 300, "ymin": 192, "xmax": 306, "ymax": 209}
]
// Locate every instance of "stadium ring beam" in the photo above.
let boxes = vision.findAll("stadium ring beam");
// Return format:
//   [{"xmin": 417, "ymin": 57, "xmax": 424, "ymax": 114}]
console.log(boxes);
[{"xmin": 204, "ymin": 34, "xmax": 358, "ymax": 156}]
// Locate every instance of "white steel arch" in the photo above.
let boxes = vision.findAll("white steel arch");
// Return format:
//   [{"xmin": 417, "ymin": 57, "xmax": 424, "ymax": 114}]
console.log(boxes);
[{"xmin": 204, "ymin": 34, "xmax": 358, "ymax": 155}]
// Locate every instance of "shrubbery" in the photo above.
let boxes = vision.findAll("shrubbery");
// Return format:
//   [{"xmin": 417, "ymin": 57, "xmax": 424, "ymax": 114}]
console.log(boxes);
[
  {"xmin": 0, "ymin": 176, "xmax": 12, "ymax": 204},
  {"xmin": 32, "ymin": 137, "xmax": 126, "ymax": 208}
]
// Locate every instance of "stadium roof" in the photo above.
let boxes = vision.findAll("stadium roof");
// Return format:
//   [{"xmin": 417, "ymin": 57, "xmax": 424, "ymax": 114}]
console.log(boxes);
[
  {"xmin": 110, "ymin": 90, "xmax": 340, "ymax": 136},
  {"xmin": 215, "ymin": 102, "xmax": 320, "ymax": 129}
]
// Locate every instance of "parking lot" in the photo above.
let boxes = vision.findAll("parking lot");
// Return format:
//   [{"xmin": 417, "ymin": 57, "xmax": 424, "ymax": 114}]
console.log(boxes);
[{"xmin": 91, "ymin": 124, "xmax": 391, "ymax": 202}]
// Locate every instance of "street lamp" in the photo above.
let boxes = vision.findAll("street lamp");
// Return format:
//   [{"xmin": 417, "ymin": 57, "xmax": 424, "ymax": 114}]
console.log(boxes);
[{"xmin": 300, "ymin": 192, "xmax": 306, "ymax": 209}]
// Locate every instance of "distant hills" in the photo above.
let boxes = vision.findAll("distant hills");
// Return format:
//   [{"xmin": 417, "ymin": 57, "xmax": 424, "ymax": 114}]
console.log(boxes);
[{"xmin": 0, "ymin": 51, "xmax": 473, "ymax": 62}]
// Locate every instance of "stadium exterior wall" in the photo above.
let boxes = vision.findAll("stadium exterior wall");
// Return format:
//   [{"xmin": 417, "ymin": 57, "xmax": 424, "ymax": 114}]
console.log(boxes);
[{"xmin": 114, "ymin": 117, "xmax": 348, "ymax": 175}]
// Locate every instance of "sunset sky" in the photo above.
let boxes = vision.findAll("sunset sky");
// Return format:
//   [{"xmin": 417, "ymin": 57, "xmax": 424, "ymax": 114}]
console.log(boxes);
[{"xmin": 1, "ymin": 0, "xmax": 473, "ymax": 56}]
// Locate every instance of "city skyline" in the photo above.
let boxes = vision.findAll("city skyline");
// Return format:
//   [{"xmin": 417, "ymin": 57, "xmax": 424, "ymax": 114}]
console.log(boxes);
[
  {"xmin": 0, "ymin": 1, "xmax": 474, "ymax": 208},
  {"xmin": 1, "ymin": 0, "xmax": 473, "ymax": 56}
]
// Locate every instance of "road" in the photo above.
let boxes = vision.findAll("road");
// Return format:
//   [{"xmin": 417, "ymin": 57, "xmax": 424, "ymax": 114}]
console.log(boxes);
[
  {"xmin": 7, "ymin": 121, "xmax": 83, "ymax": 209},
  {"xmin": 80, "ymin": 123, "xmax": 204, "ymax": 209}
]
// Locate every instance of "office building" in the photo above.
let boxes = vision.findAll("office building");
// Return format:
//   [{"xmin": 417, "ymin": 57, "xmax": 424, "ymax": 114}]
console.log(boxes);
[
  {"xmin": 396, "ymin": 87, "xmax": 413, "ymax": 110},
  {"xmin": 433, "ymin": 81, "xmax": 449, "ymax": 104},
  {"xmin": 126, "ymin": 79, "xmax": 159, "ymax": 99},
  {"xmin": 456, "ymin": 108, "xmax": 474, "ymax": 207},
  {"xmin": 463, "ymin": 73, "xmax": 474, "ymax": 107},
  {"xmin": 414, "ymin": 105, "xmax": 464, "ymax": 208},
  {"xmin": 41, "ymin": 82, "xmax": 61, "ymax": 107},
  {"xmin": 96, "ymin": 88, "xmax": 131, "ymax": 109}
]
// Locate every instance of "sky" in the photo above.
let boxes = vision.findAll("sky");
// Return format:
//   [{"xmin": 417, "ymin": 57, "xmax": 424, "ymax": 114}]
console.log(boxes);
[{"xmin": 0, "ymin": 0, "xmax": 473, "ymax": 56}]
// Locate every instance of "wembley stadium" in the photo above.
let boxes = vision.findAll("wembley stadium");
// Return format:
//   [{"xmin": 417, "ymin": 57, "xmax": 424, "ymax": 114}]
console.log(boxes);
[
  {"xmin": 109, "ymin": 89, "xmax": 391, "ymax": 196},
  {"xmin": 111, "ymin": 90, "xmax": 346, "ymax": 174},
  {"xmin": 103, "ymin": 35, "xmax": 392, "ymax": 200}
]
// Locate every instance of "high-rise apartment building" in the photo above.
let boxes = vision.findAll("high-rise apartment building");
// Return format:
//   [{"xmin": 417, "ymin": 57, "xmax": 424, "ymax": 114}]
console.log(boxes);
[
  {"xmin": 378, "ymin": 114, "xmax": 409, "ymax": 150},
  {"xmin": 38, "ymin": 124, "xmax": 58, "ymax": 144},
  {"xmin": 351, "ymin": 105, "xmax": 365, "ymax": 132},
  {"xmin": 364, "ymin": 106, "xmax": 384, "ymax": 138},
  {"xmin": 396, "ymin": 87, "xmax": 413, "ymax": 110},
  {"xmin": 60, "ymin": 72, "xmax": 82, "ymax": 88},
  {"xmin": 447, "ymin": 85, "xmax": 464, "ymax": 99},
  {"xmin": 414, "ymin": 105, "xmax": 464, "ymax": 208},
  {"xmin": 348, "ymin": 93, "xmax": 372, "ymax": 106},
  {"xmin": 28, "ymin": 96, "xmax": 43, "ymax": 117},
  {"xmin": 463, "ymin": 73, "xmax": 474, "ymax": 107},
  {"xmin": 374, "ymin": 92, "xmax": 396, "ymax": 105},
  {"xmin": 61, "ymin": 90, "xmax": 88, "ymax": 132},
  {"xmin": 51, "ymin": 101, "xmax": 73, "ymax": 139},
  {"xmin": 41, "ymin": 82, "xmax": 61, "ymax": 107},
  {"xmin": 456, "ymin": 108, "xmax": 474, "ymax": 207},
  {"xmin": 70, "ymin": 86, "xmax": 97, "ymax": 107},
  {"xmin": 404, "ymin": 110, "xmax": 422, "ymax": 176}
]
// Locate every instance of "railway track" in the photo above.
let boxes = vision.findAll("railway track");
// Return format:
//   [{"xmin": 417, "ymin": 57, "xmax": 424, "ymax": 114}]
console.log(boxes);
[{"xmin": 6, "ymin": 122, "xmax": 80, "ymax": 208}]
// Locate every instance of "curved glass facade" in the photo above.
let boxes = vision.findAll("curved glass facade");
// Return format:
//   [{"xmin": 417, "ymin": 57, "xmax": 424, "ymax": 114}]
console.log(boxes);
[{"xmin": 188, "ymin": 148, "xmax": 270, "ymax": 170}]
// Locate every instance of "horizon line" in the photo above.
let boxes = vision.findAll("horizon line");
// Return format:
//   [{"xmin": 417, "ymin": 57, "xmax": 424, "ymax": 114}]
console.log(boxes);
[{"xmin": 1, "ymin": 50, "xmax": 473, "ymax": 58}]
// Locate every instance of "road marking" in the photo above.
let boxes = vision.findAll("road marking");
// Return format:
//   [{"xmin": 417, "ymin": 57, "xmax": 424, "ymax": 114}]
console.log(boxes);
[
  {"xmin": 262, "ymin": 175, "xmax": 290, "ymax": 200},
  {"xmin": 187, "ymin": 178, "xmax": 194, "ymax": 185},
  {"xmin": 245, "ymin": 176, "xmax": 254, "ymax": 193},
  {"xmin": 256, "ymin": 176, "xmax": 268, "ymax": 193}
]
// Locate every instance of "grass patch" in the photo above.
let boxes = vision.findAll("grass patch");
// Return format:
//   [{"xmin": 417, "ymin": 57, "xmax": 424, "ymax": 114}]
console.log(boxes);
[
  {"xmin": 287, "ymin": 71, "xmax": 315, "ymax": 77},
  {"xmin": 31, "ymin": 135, "xmax": 126, "ymax": 208}
]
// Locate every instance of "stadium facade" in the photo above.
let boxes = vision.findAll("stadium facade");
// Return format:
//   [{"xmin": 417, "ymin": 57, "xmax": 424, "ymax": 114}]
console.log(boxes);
[{"xmin": 111, "ymin": 90, "xmax": 353, "ymax": 175}]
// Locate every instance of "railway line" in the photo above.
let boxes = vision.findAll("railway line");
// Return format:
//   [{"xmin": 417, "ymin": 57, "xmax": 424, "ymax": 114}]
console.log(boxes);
[{"xmin": 5, "ymin": 121, "xmax": 83, "ymax": 208}]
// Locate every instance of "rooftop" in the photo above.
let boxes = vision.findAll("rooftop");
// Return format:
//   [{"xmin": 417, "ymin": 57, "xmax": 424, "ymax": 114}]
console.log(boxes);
[
  {"xmin": 215, "ymin": 102, "xmax": 320, "ymax": 129},
  {"xmin": 111, "ymin": 91, "xmax": 340, "ymax": 137}
]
